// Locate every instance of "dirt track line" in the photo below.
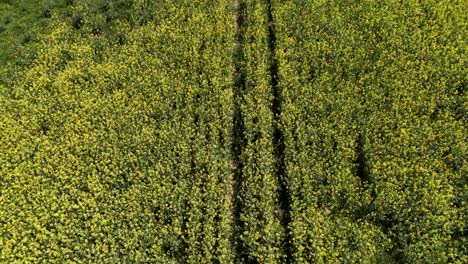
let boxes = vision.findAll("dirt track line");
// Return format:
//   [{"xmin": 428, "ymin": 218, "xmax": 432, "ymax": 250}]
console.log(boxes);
[
  {"xmin": 266, "ymin": 0, "xmax": 293, "ymax": 262},
  {"xmin": 231, "ymin": 0, "xmax": 247, "ymax": 262}
]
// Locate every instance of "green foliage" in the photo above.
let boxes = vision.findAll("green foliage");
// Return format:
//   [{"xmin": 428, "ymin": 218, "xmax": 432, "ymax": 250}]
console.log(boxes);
[{"xmin": 0, "ymin": 0, "xmax": 52, "ymax": 84}]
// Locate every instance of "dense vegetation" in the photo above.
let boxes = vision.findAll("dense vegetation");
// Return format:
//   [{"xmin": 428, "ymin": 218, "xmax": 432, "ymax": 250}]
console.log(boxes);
[
  {"xmin": 274, "ymin": 0, "xmax": 466, "ymax": 262},
  {"xmin": 0, "ymin": 0, "xmax": 466, "ymax": 263}
]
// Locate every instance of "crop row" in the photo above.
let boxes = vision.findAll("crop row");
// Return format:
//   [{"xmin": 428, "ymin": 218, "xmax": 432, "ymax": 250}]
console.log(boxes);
[{"xmin": 234, "ymin": 0, "xmax": 285, "ymax": 262}]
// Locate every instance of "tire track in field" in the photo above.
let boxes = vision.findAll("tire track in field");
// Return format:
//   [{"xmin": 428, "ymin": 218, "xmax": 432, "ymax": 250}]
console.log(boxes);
[
  {"xmin": 266, "ymin": 0, "xmax": 293, "ymax": 262},
  {"xmin": 232, "ymin": 0, "xmax": 247, "ymax": 261}
]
